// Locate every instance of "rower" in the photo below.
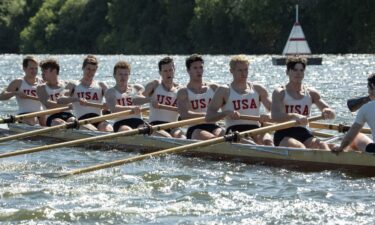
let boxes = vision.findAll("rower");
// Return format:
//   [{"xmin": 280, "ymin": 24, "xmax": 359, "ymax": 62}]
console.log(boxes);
[
  {"xmin": 333, "ymin": 73, "xmax": 375, "ymax": 153},
  {"xmin": 177, "ymin": 54, "xmax": 224, "ymax": 140},
  {"xmin": 271, "ymin": 56, "xmax": 335, "ymax": 149},
  {"xmin": 105, "ymin": 61, "xmax": 145, "ymax": 132},
  {"xmin": 0, "ymin": 56, "xmax": 45, "ymax": 126},
  {"xmin": 206, "ymin": 55, "xmax": 273, "ymax": 145},
  {"xmin": 57, "ymin": 55, "xmax": 113, "ymax": 132},
  {"xmin": 133, "ymin": 57, "xmax": 185, "ymax": 138},
  {"xmin": 36, "ymin": 59, "xmax": 75, "ymax": 126}
]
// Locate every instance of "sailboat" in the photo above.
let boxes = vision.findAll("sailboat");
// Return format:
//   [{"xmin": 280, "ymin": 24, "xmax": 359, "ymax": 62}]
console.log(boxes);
[{"xmin": 272, "ymin": 5, "xmax": 322, "ymax": 65}]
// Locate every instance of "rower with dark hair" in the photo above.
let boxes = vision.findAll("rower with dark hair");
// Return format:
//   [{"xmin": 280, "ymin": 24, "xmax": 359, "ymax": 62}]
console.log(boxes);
[
  {"xmin": 333, "ymin": 73, "xmax": 375, "ymax": 153},
  {"xmin": 177, "ymin": 54, "xmax": 224, "ymax": 140},
  {"xmin": 36, "ymin": 59, "xmax": 75, "ymax": 126},
  {"xmin": 271, "ymin": 56, "xmax": 335, "ymax": 149},
  {"xmin": 133, "ymin": 57, "xmax": 185, "ymax": 138}
]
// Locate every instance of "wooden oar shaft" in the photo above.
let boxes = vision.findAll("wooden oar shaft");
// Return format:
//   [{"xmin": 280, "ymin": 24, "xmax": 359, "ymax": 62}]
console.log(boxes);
[
  {"xmin": 158, "ymin": 104, "xmax": 178, "ymax": 112},
  {"xmin": 238, "ymin": 115, "xmax": 261, "ymax": 121},
  {"xmin": 0, "ymin": 117, "xmax": 205, "ymax": 159},
  {"xmin": 309, "ymin": 122, "xmax": 371, "ymax": 134},
  {"xmin": 0, "ymin": 108, "xmax": 150, "ymax": 143},
  {"xmin": 0, "ymin": 107, "xmax": 70, "ymax": 124},
  {"xmin": 61, "ymin": 115, "xmax": 323, "ymax": 177}
]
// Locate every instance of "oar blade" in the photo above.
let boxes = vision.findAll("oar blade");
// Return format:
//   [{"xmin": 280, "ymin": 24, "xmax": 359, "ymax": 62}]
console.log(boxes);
[
  {"xmin": 41, "ymin": 172, "xmax": 71, "ymax": 178},
  {"xmin": 347, "ymin": 96, "xmax": 370, "ymax": 112}
]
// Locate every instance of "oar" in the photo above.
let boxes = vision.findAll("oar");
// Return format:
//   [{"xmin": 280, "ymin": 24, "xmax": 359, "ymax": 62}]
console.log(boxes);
[
  {"xmin": 0, "ymin": 106, "xmax": 70, "ymax": 124},
  {"xmin": 0, "ymin": 117, "xmax": 205, "ymax": 159},
  {"xmin": 0, "ymin": 107, "xmax": 149, "ymax": 143},
  {"xmin": 347, "ymin": 96, "xmax": 370, "ymax": 112},
  {"xmin": 309, "ymin": 122, "xmax": 371, "ymax": 134},
  {"xmin": 53, "ymin": 115, "xmax": 323, "ymax": 178}
]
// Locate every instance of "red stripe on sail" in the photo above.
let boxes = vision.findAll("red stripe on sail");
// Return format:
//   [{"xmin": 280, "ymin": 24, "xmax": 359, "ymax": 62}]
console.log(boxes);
[{"xmin": 289, "ymin": 38, "xmax": 306, "ymax": 41}]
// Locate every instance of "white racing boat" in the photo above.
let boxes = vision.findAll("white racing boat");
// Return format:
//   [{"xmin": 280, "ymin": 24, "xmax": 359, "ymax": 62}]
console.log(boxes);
[{"xmin": 1, "ymin": 122, "xmax": 375, "ymax": 175}]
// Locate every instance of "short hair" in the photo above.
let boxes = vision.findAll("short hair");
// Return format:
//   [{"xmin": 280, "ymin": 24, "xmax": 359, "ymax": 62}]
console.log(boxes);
[
  {"xmin": 368, "ymin": 73, "xmax": 375, "ymax": 88},
  {"xmin": 286, "ymin": 56, "xmax": 307, "ymax": 71},
  {"xmin": 158, "ymin": 57, "xmax": 174, "ymax": 71},
  {"xmin": 40, "ymin": 59, "xmax": 60, "ymax": 74},
  {"xmin": 185, "ymin": 54, "xmax": 204, "ymax": 69},
  {"xmin": 229, "ymin": 54, "xmax": 250, "ymax": 70},
  {"xmin": 113, "ymin": 61, "xmax": 131, "ymax": 75},
  {"xmin": 22, "ymin": 56, "xmax": 38, "ymax": 68},
  {"xmin": 82, "ymin": 55, "xmax": 98, "ymax": 69}
]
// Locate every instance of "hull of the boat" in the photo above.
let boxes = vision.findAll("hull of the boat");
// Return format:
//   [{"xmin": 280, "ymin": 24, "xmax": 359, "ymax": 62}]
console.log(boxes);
[
  {"xmin": 272, "ymin": 57, "xmax": 322, "ymax": 65},
  {"xmin": 3, "ymin": 123, "xmax": 375, "ymax": 175}
]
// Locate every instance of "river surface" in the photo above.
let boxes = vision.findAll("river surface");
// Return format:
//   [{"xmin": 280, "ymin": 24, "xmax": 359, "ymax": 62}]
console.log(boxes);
[{"xmin": 0, "ymin": 54, "xmax": 374, "ymax": 224}]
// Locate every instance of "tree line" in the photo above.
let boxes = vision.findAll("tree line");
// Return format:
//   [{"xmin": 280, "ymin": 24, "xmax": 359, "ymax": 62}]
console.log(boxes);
[{"xmin": 0, "ymin": 0, "xmax": 374, "ymax": 54}]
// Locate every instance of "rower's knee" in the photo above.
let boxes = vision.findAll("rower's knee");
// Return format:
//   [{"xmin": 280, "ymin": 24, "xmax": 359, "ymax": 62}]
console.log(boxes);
[{"xmin": 279, "ymin": 137, "xmax": 305, "ymax": 148}]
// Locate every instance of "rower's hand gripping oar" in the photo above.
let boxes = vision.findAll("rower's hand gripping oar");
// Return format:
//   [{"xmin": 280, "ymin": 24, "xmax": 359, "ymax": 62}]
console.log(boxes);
[
  {"xmin": 0, "ymin": 116, "xmax": 205, "ymax": 159},
  {"xmin": 347, "ymin": 96, "xmax": 370, "ymax": 112},
  {"xmin": 309, "ymin": 122, "xmax": 371, "ymax": 134},
  {"xmin": 0, "ymin": 107, "xmax": 150, "ymax": 143},
  {"xmin": 53, "ymin": 115, "xmax": 324, "ymax": 178},
  {"xmin": 0, "ymin": 106, "xmax": 70, "ymax": 124}
]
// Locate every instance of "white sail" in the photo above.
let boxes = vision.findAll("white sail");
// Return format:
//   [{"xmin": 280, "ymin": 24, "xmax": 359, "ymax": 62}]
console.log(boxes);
[{"xmin": 282, "ymin": 5, "xmax": 312, "ymax": 55}]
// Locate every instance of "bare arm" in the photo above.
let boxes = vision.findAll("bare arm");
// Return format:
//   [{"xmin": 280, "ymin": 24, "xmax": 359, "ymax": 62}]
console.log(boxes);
[
  {"xmin": 0, "ymin": 79, "xmax": 22, "ymax": 100},
  {"xmin": 133, "ymin": 81, "xmax": 157, "ymax": 105},
  {"xmin": 309, "ymin": 88, "xmax": 336, "ymax": 119},
  {"xmin": 177, "ymin": 88, "xmax": 205, "ymax": 119},
  {"xmin": 57, "ymin": 82, "xmax": 79, "ymax": 104},
  {"xmin": 205, "ymin": 86, "xmax": 229, "ymax": 122},
  {"xmin": 105, "ymin": 88, "xmax": 139, "ymax": 112},
  {"xmin": 335, "ymin": 122, "xmax": 363, "ymax": 152},
  {"xmin": 36, "ymin": 85, "xmax": 66, "ymax": 109},
  {"xmin": 254, "ymin": 84, "xmax": 271, "ymax": 111}
]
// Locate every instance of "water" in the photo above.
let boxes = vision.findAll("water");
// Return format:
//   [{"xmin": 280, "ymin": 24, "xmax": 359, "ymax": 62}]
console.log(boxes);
[{"xmin": 0, "ymin": 54, "xmax": 374, "ymax": 224}]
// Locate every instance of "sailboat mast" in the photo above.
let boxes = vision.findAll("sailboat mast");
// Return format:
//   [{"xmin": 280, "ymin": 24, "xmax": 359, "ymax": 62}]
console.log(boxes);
[{"xmin": 296, "ymin": 5, "xmax": 299, "ymax": 23}]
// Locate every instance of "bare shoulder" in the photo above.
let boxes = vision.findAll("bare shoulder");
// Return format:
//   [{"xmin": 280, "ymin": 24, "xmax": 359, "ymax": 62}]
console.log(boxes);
[
  {"xmin": 133, "ymin": 83, "xmax": 145, "ymax": 92},
  {"xmin": 253, "ymin": 83, "xmax": 268, "ymax": 93},
  {"xmin": 105, "ymin": 87, "xmax": 116, "ymax": 96},
  {"xmin": 208, "ymin": 82, "xmax": 219, "ymax": 91},
  {"xmin": 177, "ymin": 87, "xmax": 188, "ymax": 98},
  {"xmin": 307, "ymin": 87, "xmax": 321, "ymax": 98},
  {"xmin": 98, "ymin": 81, "xmax": 108, "ymax": 89},
  {"xmin": 273, "ymin": 86, "xmax": 285, "ymax": 95}
]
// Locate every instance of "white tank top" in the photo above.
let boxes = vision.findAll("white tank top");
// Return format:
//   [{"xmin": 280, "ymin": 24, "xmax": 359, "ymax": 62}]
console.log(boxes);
[
  {"xmin": 283, "ymin": 86, "xmax": 312, "ymax": 116},
  {"xmin": 16, "ymin": 78, "xmax": 44, "ymax": 114},
  {"xmin": 72, "ymin": 82, "xmax": 104, "ymax": 118},
  {"xmin": 222, "ymin": 83, "xmax": 260, "ymax": 127},
  {"xmin": 149, "ymin": 83, "xmax": 179, "ymax": 122},
  {"xmin": 113, "ymin": 85, "xmax": 142, "ymax": 122},
  {"xmin": 187, "ymin": 86, "xmax": 215, "ymax": 113},
  {"xmin": 44, "ymin": 83, "xmax": 72, "ymax": 113}
]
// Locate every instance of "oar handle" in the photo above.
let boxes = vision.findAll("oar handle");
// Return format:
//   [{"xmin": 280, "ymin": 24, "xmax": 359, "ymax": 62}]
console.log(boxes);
[
  {"xmin": 238, "ymin": 115, "xmax": 261, "ymax": 121},
  {"xmin": 158, "ymin": 104, "xmax": 178, "ymax": 112},
  {"xmin": 309, "ymin": 122, "xmax": 372, "ymax": 134},
  {"xmin": 0, "ymin": 106, "xmax": 70, "ymax": 124},
  {"xmin": 83, "ymin": 102, "xmax": 106, "ymax": 109}
]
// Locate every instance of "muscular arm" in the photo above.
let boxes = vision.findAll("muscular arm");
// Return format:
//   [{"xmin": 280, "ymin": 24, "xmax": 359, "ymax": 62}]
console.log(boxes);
[
  {"xmin": 254, "ymin": 84, "xmax": 271, "ymax": 111},
  {"xmin": 309, "ymin": 88, "xmax": 336, "ymax": 119},
  {"xmin": 57, "ymin": 82, "xmax": 79, "ymax": 104},
  {"xmin": 337, "ymin": 123, "xmax": 363, "ymax": 151},
  {"xmin": 177, "ymin": 88, "xmax": 205, "ymax": 119},
  {"xmin": 133, "ymin": 81, "xmax": 157, "ymax": 105},
  {"xmin": 0, "ymin": 79, "xmax": 22, "ymax": 100},
  {"xmin": 36, "ymin": 85, "xmax": 66, "ymax": 109},
  {"xmin": 205, "ymin": 86, "xmax": 229, "ymax": 122}
]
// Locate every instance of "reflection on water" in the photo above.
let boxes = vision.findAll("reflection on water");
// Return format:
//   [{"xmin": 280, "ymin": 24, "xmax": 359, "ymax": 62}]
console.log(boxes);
[{"xmin": 0, "ymin": 54, "xmax": 375, "ymax": 224}]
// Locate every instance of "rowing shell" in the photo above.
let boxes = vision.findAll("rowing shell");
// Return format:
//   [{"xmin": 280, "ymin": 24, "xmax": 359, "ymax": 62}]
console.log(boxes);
[{"xmin": 1, "ymin": 123, "xmax": 375, "ymax": 175}]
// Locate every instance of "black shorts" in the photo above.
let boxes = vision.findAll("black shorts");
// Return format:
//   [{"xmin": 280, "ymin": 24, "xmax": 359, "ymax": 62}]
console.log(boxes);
[
  {"xmin": 78, "ymin": 113, "xmax": 102, "ymax": 128},
  {"xmin": 365, "ymin": 143, "xmax": 375, "ymax": 153},
  {"xmin": 113, "ymin": 118, "xmax": 145, "ymax": 132},
  {"xmin": 150, "ymin": 121, "xmax": 173, "ymax": 134},
  {"xmin": 186, "ymin": 123, "xmax": 222, "ymax": 139},
  {"xmin": 46, "ymin": 112, "xmax": 75, "ymax": 127},
  {"xmin": 274, "ymin": 126, "xmax": 314, "ymax": 146},
  {"xmin": 226, "ymin": 124, "xmax": 260, "ymax": 135}
]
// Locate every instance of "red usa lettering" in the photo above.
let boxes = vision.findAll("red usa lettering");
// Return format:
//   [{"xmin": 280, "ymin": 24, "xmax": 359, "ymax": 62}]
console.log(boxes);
[
  {"xmin": 77, "ymin": 92, "xmax": 99, "ymax": 100},
  {"xmin": 23, "ymin": 89, "xmax": 37, "ymax": 97},
  {"xmin": 191, "ymin": 98, "xmax": 211, "ymax": 110},
  {"xmin": 285, "ymin": 105, "xmax": 309, "ymax": 115},
  {"xmin": 232, "ymin": 99, "xmax": 258, "ymax": 110},
  {"xmin": 117, "ymin": 97, "xmax": 133, "ymax": 106},
  {"xmin": 49, "ymin": 93, "xmax": 60, "ymax": 101}
]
